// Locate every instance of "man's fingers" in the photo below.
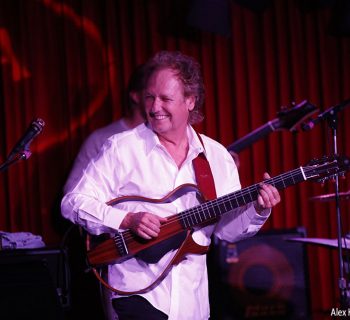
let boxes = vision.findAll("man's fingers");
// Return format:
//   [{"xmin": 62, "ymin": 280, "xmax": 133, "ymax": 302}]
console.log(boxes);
[
  {"xmin": 132, "ymin": 212, "xmax": 167, "ymax": 239},
  {"xmin": 259, "ymin": 184, "xmax": 280, "ymax": 207},
  {"xmin": 263, "ymin": 172, "xmax": 271, "ymax": 180},
  {"xmin": 137, "ymin": 224, "xmax": 158, "ymax": 238},
  {"xmin": 255, "ymin": 172, "xmax": 281, "ymax": 211},
  {"xmin": 138, "ymin": 229, "xmax": 152, "ymax": 240}
]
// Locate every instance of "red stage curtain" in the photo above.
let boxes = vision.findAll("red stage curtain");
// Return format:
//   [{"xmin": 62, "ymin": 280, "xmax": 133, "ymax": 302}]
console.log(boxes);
[{"xmin": 1, "ymin": 0, "xmax": 349, "ymax": 317}]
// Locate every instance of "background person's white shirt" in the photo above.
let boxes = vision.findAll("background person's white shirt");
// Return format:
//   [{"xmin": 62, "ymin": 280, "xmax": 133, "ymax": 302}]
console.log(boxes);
[{"xmin": 63, "ymin": 119, "xmax": 129, "ymax": 194}]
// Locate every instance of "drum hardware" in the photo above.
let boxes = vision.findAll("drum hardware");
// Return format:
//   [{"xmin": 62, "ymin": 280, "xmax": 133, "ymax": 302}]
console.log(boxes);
[
  {"xmin": 310, "ymin": 190, "xmax": 350, "ymax": 202},
  {"xmin": 303, "ymin": 98, "xmax": 350, "ymax": 307}
]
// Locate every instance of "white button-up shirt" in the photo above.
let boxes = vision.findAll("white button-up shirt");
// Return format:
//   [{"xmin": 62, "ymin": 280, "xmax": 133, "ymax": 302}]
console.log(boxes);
[{"xmin": 61, "ymin": 123, "xmax": 270, "ymax": 320}]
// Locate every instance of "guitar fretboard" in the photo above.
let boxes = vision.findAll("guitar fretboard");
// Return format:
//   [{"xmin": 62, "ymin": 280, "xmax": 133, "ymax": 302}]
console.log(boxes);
[{"xmin": 179, "ymin": 167, "xmax": 306, "ymax": 228}]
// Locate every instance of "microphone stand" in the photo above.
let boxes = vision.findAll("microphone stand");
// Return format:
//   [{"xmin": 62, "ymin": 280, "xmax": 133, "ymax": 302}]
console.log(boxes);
[{"xmin": 324, "ymin": 101, "xmax": 349, "ymax": 308}]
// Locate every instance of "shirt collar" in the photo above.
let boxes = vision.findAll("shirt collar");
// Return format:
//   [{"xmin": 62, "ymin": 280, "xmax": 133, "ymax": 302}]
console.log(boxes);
[{"xmin": 139, "ymin": 122, "xmax": 205, "ymax": 157}]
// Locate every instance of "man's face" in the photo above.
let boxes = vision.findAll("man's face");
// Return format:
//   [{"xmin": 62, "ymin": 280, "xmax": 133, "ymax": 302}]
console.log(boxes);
[{"xmin": 144, "ymin": 68, "xmax": 195, "ymax": 137}]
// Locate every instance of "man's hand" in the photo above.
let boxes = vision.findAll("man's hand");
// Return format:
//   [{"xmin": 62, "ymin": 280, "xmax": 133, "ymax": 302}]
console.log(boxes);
[
  {"xmin": 120, "ymin": 212, "xmax": 167, "ymax": 239},
  {"xmin": 254, "ymin": 172, "xmax": 281, "ymax": 214}
]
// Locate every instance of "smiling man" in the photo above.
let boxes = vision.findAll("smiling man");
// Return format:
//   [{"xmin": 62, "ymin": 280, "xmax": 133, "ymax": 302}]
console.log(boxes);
[{"xmin": 61, "ymin": 51, "xmax": 280, "ymax": 320}]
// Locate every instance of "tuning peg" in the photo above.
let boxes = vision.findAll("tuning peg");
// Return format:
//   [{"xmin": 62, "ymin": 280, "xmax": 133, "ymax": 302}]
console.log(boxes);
[
  {"xmin": 330, "ymin": 173, "xmax": 347, "ymax": 183},
  {"xmin": 340, "ymin": 172, "xmax": 347, "ymax": 180},
  {"xmin": 318, "ymin": 178, "xmax": 327, "ymax": 186}
]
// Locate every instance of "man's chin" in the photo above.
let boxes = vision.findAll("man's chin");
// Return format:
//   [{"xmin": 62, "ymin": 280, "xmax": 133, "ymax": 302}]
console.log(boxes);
[{"xmin": 152, "ymin": 124, "xmax": 175, "ymax": 136}]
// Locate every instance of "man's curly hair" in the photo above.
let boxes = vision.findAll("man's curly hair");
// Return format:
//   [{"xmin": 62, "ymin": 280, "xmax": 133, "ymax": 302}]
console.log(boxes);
[{"xmin": 145, "ymin": 51, "xmax": 205, "ymax": 124}]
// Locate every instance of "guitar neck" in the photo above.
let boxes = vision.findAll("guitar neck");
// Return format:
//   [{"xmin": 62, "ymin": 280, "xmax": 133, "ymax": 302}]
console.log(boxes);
[
  {"xmin": 227, "ymin": 118, "xmax": 280, "ymax": 153},
  {"xmin": 179, "ymin": 166, "xmax": 306, "ymax": 229},
  {"xmin": 88, "ymin": 155, "xmax": 348, "ymax": 267}
]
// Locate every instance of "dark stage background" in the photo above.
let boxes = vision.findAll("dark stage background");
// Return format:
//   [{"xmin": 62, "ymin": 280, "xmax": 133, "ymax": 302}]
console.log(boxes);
[{"xmin": 1, "ymin": 0, "xmax": 350, "ymax": 319}]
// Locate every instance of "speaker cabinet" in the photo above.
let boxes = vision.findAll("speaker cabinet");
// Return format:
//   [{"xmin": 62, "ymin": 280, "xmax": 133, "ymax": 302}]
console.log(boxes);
[
  {"xmin": 0, "ymin": 248, "xmax": 70, "ymax": 320},
  {"xmin": 208, "ymin": 228, "xmax": 310, "ymax": 320}
]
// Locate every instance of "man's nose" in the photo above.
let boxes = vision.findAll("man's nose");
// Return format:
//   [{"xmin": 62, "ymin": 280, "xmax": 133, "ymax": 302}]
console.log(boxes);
[{"xmin": 151, "ymin": 97, "xmax": 162, "ymax": 111}]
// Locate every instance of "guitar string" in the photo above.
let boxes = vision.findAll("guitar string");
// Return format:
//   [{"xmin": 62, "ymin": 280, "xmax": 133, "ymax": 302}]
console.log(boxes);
[
  {"xmin": 115, "ymin": 167, "xmax": 314, "ymax": 245},
  {"xmin": 115, "ymin": 162, "xmax": 340, "ymax": 249},
  {"xmin": 113, "ymin": 166, "xmax": 311, "ymax": 246}
]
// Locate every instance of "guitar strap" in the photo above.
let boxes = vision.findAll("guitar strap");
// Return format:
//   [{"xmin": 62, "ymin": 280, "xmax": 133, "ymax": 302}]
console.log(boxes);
[
  {"xmin": 90, "ymin": 131, "xmax": 218, "ymax": 295},
  {"xmin": 192, "ymin": 132, "xmax": 217, "ymax": 201}
]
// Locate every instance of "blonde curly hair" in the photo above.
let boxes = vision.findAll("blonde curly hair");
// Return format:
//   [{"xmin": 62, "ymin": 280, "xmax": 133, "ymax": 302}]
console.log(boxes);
[{"xmin": 145, "ymin": 51, "xmax": 205, "ymax": 124}]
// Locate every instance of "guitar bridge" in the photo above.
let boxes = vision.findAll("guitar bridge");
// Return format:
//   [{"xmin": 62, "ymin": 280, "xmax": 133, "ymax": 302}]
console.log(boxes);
[{"xmin": 114, "ymin": 232, "xmax": 129, "ymax": 256}]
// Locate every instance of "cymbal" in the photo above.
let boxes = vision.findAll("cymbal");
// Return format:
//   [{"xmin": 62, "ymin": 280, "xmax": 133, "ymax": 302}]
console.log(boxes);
[
  {"xmin": 310, "ymin": 190, "xmax": 350, "ymax": 202},
  {"xmin": 287, "ymin": 237, "xmax": 350, "ymax": 250}
]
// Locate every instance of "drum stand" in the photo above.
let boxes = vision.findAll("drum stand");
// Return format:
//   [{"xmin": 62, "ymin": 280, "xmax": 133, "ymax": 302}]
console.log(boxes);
[{"xmin": 323, "ymin": 100, "xmax": 350, "ymax": 307}]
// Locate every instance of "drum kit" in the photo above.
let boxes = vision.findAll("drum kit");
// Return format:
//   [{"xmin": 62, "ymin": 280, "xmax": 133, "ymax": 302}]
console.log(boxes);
[
  {"xmin": 288, "ymin": 190, "xmax": 350, "ymax": 248},
  {"xmin": 288, "ymin": 190, "xmax": 350, "ymax": 307}
]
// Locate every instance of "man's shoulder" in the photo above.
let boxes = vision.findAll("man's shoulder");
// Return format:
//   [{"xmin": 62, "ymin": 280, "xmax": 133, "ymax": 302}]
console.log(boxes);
[
  {"xmin": 89, "ymin": 119, "xmax": 128, "ymax": 139},
  {"xmin": 78, "ymin": 119, "xmax": 130, "ymax": 155},
  {"xmin": 107, "ymin": 122, "xmax": 147, "ymax": 145},
  {"xmin": 196, "ymin": 132, "xmax": 227, "ymax": 152}
]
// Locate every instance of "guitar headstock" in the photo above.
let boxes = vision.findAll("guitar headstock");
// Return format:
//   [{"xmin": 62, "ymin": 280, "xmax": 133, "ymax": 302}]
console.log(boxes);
[
  {"xmin": 304, "ymin": 155, "xmax": 350, "ymax": 182},
  {"xmin": 276, "ymin": 100, "xmax": 318, "ymax": 132}
]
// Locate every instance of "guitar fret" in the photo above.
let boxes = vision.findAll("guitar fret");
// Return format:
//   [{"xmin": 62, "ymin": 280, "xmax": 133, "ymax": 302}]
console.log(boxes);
[
  {"xmin": 237, "ymin": 191, "xmax": 247, "ymax": 206},
  {"xmin": 198, "ymin": 206, "xmax": 207, "ymax": 223},
  {"xmin": 227, "ymin": 198, "xmax": 234, "ymax": 211},
  {"xmin": 248, "ymin": 189, "xmax": 254, "ymax": 202},
  {"xmin": 222, "ymin": 200, "xmax": 228, "ymax": 213},
  {"xmin": 184, "ymin": 214, "xmax": 191, "ymax": 228},
  {"xmin": 202, "ymin": 207, "xmax": 208, "ymax": 220},
  {"xmin": 181, "ymin": 216, "xmax": 186, "ymax": 228},
  {"xmin": 217, "ymin": 201, "xmax": 226, "ymax": 217},
  {"xmin": 283, "ymin": 177, "xmax": 293, "ymax": 187},
  {"xmin": 180, "ymin": 213, "xmax": 188, "ymax": 228},
  {"xmin": 281, "ymin": 178, "xmax": 286, "ymax": 188},
  {"xmin": 198, "ymin": 205, "xmax": 207, "ymax": 223},
  {"xmin": 203, "ymin": 203, "xmax": 211, "ymax": 220},
  {"xmin": 190, "ymin": 215, "xmax": 195, "ymax": 226},
  {"xmin": 291, "ymin": 174, "xmax": 296, "ymax": 184},
  {"xmin": 194, "ymin": 212, "xmax": 199, "ymax": 224}
]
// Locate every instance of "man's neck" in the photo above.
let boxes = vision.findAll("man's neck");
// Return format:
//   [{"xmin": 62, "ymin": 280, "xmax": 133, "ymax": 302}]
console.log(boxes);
[{"xmin": 158, "ymin": 128, "xmax": 189, "ymax": 168}]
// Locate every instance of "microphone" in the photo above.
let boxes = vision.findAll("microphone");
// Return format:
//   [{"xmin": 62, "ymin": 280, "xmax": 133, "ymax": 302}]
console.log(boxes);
[
  {"xmin": 302, "ymin": 98, "xmax": 350, "ymax": 131},
  {"xmin": 301, "ymin": 118, "xmax": 318, "ymax": 131},
  {"xmin": 7, "ymin": 118, "xmax": 45, "ymax": 160}
]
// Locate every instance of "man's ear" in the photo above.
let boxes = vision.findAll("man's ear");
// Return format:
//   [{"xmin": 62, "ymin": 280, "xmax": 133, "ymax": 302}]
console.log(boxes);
[
  {"xmin": 129, "ymin": 90, "xmax": 141, "ymax": 104},
  {"xmin": 186, "ymin": 95, "xmax": 196, "ymax": 111}
]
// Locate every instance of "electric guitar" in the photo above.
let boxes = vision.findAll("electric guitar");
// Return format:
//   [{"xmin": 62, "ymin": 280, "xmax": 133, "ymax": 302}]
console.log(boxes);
[
  {"xmin": 227, "ymin": 100, "xmax": 317, "ymax": 153},
  {"xmin": 87, "ymin": 155, "xmax": 350, "ymax": 269}
]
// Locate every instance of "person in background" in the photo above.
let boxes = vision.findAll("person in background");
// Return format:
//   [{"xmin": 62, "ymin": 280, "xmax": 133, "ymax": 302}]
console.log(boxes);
[
  {"xmin": 63, "ymin": 64, "xmax": 148, "ymax": 320},
  {"xmin": 63, "ymin": 64, "xmax": 147, "ymax": 194},
  {"xmin": 61, "ymin": 51, "xmax": 280, "ymax": 320}
]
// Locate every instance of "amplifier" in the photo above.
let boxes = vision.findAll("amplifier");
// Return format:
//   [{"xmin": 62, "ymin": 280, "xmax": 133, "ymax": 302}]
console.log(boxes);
[
  {"xmin": 0, "ymin": 247, "xmax": 70, "ymax": 319},
  {"xmin": 208, "ymin": 227, "xmax": 310, "ymax": 320}
]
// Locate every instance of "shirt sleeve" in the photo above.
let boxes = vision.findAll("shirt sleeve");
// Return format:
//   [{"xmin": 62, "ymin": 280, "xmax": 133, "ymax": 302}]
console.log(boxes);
[
  {"xmin": 61, "ymin": 138, "xmax": 129, "ymax": 235},
  {"xmin": 210, "ymin": 145, "xmax": 271, "ymax": 243}
]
